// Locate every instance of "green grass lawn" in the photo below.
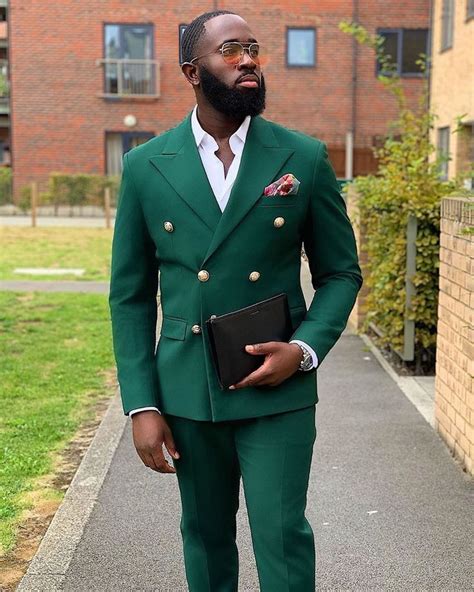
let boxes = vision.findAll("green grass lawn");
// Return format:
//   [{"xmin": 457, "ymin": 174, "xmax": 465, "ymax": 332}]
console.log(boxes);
[
  {"xmin": 0, "ymin": 291, "xmax": 115, "ymax": 554},
  {"xmin": 0, "ymin": 227, "xmax": 113, "ymax": 281}
]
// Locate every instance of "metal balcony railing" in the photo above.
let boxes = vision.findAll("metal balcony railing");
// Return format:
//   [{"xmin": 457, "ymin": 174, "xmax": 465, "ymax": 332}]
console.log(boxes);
[{"xmin": 97, "ymin": 58, "xmax": 160, "ymax": 98}]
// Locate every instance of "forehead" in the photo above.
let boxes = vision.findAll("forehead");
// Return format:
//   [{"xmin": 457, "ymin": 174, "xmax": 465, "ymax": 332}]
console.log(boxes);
[{"xmin": 201, "ymin": 14, "xmax": 257, "ymax": 50}]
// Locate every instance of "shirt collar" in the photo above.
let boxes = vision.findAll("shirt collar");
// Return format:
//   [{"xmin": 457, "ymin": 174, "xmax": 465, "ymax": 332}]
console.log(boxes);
[{"xmin": 191, "ymin": 105, "xmax": 251, "ymax": 152}]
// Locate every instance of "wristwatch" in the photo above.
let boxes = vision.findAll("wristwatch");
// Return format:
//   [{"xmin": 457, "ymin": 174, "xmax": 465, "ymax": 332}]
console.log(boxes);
[{"xmin": 294, "ymin": 343, "xmax": 313, "ymax": 372}]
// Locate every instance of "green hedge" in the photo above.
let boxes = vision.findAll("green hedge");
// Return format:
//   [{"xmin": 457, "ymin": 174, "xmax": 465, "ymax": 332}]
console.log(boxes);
[
  {"xmin": 19, "ymin": 173, "xmax": 120, "ymax": 212},
  {"xmin": 352, "ymin": 185, "xmax": 471, "ymax": 371},
  {"xmin": 0, "ymin": 167, "xmax": 12, "ymax": 205},
  {"xmin": 348, "ymin": 113, "xmax": 466, "ymax": 367}
]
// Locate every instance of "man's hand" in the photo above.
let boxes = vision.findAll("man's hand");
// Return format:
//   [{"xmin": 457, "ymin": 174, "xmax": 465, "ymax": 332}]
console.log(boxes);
[
  {"xmin": 229, "ymin": 342, "xmax": 303, "ymax": 390},
  {"xmin": 131, "ymin": 411, "xmax": 180, "ymax": 474}
]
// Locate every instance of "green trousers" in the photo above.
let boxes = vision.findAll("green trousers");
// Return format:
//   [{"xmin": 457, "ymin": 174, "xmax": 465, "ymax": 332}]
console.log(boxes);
[{"xmin": 166, "ymin": 404, "xmax": 317, "ymax": 592}]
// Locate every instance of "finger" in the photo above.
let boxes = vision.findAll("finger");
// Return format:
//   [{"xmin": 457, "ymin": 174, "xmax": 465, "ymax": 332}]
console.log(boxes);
[
  {"xmin": 136, "ymin": 450, "xmax": 150, "ymax": 468},
  {"xmin": 143, "ymin": 451, "xmax": 160, "ymax": 472},
  {"xmin": 231, "ymin": 366, "xmax": 271, "ymax": 390},
  {"xmin": 245, "ymin": 341, "xmax": 279, "ymax": 355},
  {"xmin": 163, "ymin": 428, "xmax": 180, "ymax": 460},
  {"xmin": 151, "ymin": 447, "xmax": 176, "ymax": 474},
  {"xmin": 231, "ymin": 353, "xmax": 277, "ymax": 389}
]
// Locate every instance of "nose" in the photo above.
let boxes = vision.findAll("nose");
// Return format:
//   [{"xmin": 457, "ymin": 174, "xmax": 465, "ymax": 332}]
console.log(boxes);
[{"xmin": 238, "ymin": 49, "xmax": 258, "ymax": 69}]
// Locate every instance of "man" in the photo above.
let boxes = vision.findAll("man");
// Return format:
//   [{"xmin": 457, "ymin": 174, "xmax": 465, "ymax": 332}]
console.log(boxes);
[{"xmin": 109, "ymin": 10, "xmax": 362, "ymax": 592}]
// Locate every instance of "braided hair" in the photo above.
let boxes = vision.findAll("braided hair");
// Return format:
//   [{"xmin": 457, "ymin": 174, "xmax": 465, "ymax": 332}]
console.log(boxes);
[{"xmin": 181, "ymin": 10, "xmax": 237, "ymax": 65}]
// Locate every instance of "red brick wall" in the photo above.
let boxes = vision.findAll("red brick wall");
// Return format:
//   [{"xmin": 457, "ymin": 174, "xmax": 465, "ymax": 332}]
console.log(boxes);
[{"xmin": 9, "ymin": 0, "xmax": 429, "ymax": 195}]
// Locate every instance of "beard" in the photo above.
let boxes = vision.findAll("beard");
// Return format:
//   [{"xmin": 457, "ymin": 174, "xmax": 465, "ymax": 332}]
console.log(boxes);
[{"xmin": 199, "ymin": 65, "xmax": 266, "ymax": 118}]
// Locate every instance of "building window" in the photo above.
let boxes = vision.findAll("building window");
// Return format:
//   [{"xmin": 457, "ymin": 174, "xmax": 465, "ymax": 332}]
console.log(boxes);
[
  {"xmin": 440, "ymin": 0, "xmax": 454, "ymax": 50},
  {"xmin": 286, "ymin": 28, "xmax": 316, "ymax": 67},
  {"xmin": 179, "ymin": 24, "xmax": 187, "ymax": 65},
  {"xmin": 467, "ymin": 0, "xmax": 474, "ymax": 20},
  {"xmin": 437, "ymin": 127, "xmax": 450, "ymax": 180},
  {"xmin": 102, "ymin": 24, "xmax": 158, "ymax": 97},
  {"xmin": 457, "ymin": 124, "xmax": 474, "ymax": 189},
  {"xmin": 106, "ymin": 132, "xmax": 154, "ymax": 175},
  {"xmin": 377, "ymin": 29, "xmax": 428, "ymax": 76}
]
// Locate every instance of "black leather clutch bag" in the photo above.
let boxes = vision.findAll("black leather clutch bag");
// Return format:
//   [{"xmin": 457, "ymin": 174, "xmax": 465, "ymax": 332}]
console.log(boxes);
[{"xmin": 205, "ymin": 293, "xmax": 293, "ymax": 389}]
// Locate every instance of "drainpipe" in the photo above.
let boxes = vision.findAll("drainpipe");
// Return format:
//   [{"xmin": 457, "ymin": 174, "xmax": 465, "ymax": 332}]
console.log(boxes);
[
  {"xmin": 346, "ymin": 0, "xmax": 359, "ymax": 180},
  {"xmin": 426, "ymin": 0, "xmax": 434, "ymax": 115}
]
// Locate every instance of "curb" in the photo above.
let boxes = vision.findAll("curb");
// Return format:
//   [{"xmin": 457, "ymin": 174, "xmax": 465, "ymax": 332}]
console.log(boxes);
[
  {"xmin": 16, "ymin": 392, "xmax": 128, "ymax": 591},
  {"xmin": 360, "ymin": 333, "xmax": 435, "ymax": 428}
]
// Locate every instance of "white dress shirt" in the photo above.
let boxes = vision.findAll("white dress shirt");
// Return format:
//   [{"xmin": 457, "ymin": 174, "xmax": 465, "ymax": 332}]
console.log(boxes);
[{"xmin": 129, "ymin": 106, "xmax": 318, "ymax": 417}]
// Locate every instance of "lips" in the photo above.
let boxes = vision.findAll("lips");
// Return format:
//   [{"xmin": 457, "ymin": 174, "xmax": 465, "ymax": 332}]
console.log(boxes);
[{"xmin": 237, "ymin": 75, "xmax": 259, "ymax": 88}]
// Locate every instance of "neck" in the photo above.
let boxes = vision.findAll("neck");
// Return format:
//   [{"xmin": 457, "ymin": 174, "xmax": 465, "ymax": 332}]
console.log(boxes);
[{"xmin": 195, "ymin": 102, "xmax": 246, "ymax": 142}]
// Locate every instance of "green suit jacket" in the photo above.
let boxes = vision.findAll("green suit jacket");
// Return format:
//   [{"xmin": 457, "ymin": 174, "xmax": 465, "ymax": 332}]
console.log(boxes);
[{"xmin": 109, "ymin": 111, "xmax": 363, "ymax": 421}]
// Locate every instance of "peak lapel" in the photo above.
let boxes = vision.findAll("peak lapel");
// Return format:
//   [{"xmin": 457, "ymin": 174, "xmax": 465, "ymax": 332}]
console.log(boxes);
[
  {"xmin": 202, "ymin": 116, "xmax": 294, "ymax": 266},
  {"xmin": 148, "ymin": 113, "xmax": 222, "ymax": 232}
]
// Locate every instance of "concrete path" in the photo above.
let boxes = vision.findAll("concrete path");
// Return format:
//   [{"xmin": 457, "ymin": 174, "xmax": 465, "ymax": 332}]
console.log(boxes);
[{"xmin": 18, "ymin": 332, "xmax": 473, "ymax": 591}]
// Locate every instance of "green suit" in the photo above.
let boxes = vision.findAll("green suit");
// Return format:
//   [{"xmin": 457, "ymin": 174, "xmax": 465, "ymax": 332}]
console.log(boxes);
[
  {"xmin": 109, "ymin": 110, "xmax": 362, "ymax": 591},
  {"xmin": 109, "ymin": 111, "xmax": 362, "ymax": 420}
]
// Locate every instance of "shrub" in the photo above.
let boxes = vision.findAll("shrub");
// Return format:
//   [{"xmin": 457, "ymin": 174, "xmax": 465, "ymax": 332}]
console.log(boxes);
[
  {"xmin": 340, "ymin": 21, "xmax": 467, "ymax": 369},
  {"xmin": 48, "ymin": 173, "xmax": 119, "ymax": 212},
  {"xmin": 19, "ymin": 173, "xmax": 120, "ymax": 213},
  {"xmin": 0, "ymin": 167, "xmax": 12, "ymax": 205}
]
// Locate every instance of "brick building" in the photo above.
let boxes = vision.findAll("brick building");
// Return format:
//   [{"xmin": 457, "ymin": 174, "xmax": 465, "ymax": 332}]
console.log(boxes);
[
  {"xmin": 0, "ymin": 0, "xmax": 9, "ymax": 166},
  {"xmin": 429, "ymin": 0, "xmax": 474, "ymax": 186},
  {"xmin": 9, "ymin": 0, "xmax": 430, "ymax": 197}
]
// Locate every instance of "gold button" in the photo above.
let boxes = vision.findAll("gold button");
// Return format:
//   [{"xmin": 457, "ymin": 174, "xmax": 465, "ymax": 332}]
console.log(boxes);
[
  {"xmin": 249, "ymin": 271, "xmax": 260, "ymax": 282},
  {"xmin": 191, "ymin": 324, "xmax": 202, "ymax": 334},
  {"xmin": 273, "ymin": 216, "xmax": 285, "ymax": 228},
  {"xmin": 198, "ymin": 270, "xmax": 210, "ymax": 282},
  {"xmin": 163, "ymin": 221, "xmax": 174, "ymax": 232}
]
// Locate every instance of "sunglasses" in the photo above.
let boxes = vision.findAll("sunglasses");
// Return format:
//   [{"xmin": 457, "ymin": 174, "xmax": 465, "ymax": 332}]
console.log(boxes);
[{"xmin": 187, "ymin": 42, "xmax": 262, "ymax": 66}]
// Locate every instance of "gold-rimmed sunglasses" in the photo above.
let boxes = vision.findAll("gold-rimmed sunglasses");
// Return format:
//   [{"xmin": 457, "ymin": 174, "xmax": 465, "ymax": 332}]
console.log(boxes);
[{"xmin": 185, "ymin": 41, "xmax": 262, "ymax": 66}]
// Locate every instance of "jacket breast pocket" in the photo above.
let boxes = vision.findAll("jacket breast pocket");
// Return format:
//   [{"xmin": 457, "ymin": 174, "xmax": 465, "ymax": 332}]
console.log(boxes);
[
  {"xmin": 160, "ymin": 316, "xmax": 187, "ymax": 340},
  {"xmin": 256, "ymin": 200, "xmax": 298, "ymax": 208},
  {"xmin": 255, "ymin": 192, "xmax": 299, "ymax": 208}
]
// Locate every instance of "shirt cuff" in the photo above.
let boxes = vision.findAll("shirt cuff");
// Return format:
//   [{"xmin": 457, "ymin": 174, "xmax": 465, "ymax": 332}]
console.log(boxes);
[
  {"xmin": 129, "ymin": 406, "xmax": 161, "ymax": 417},
  {"xmin": 289, "ymin": 340, "xmax": 319, "ymax": 369}
]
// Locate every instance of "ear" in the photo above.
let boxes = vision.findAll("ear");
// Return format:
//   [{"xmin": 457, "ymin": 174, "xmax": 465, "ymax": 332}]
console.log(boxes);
[{"xmin": 181, "ymin": 63, "xmax": 200, "ymax": 86}]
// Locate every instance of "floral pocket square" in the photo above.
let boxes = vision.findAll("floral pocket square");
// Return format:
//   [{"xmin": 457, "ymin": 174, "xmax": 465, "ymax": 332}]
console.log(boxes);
[{"xmin": 264, "ymin": 173, "xmax": 300, "ymax": 197}]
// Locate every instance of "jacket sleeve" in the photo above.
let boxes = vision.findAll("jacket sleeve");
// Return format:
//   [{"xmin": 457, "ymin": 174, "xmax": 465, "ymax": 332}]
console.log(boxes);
[
  {"xmin": 109, "ymin": 152, "xmax": 160, "ymax": 416},
  {"xmin": 290, "ymin": 141, "xmax": 363, "ymax": 366}
]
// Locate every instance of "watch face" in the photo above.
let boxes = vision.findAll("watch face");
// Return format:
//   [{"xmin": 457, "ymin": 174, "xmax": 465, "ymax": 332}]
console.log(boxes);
[{"xmin": 299, "ymin": 348, "xmax": 312, "ymax": 371}]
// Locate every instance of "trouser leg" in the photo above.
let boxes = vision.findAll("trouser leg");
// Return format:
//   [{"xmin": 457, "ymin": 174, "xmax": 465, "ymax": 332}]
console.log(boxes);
[
  {"xmin": 165, "ymin": 414, "xmax": 241, "ymax": 592},
  {"xmin": 235, "ymin": 405, "xmax": 317, "ymax": 592}
]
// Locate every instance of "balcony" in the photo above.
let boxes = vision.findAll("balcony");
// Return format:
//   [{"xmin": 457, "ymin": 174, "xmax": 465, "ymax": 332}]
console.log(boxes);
[{"xmin": 97, "ymin": 58, "xmax": 160, "ymax": 99}]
